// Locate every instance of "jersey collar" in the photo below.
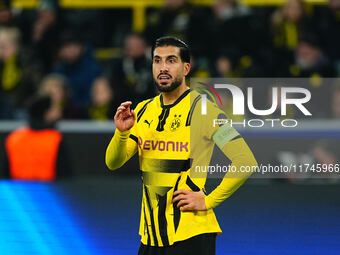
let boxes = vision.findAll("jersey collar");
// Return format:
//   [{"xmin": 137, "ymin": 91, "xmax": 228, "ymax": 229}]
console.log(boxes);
[{"xmin": 160, "ymin": 89, "xmax": 191, "ymax": 108}]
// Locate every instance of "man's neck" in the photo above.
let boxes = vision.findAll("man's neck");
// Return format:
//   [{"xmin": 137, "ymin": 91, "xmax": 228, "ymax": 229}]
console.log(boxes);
[{"xmin": 162, "ymin": 83, "xmax": 188, "ymax": 105}]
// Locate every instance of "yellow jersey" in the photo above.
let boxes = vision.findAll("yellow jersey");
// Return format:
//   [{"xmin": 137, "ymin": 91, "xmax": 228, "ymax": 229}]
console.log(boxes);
[{"xmin": 106, "ymin": 88, "xmax": 257, "ymax": 247}]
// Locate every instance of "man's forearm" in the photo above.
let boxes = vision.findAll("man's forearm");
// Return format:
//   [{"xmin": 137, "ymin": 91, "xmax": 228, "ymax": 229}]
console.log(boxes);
[{"xmin": 105, "ymin": 128, "xmax": 137, "ymax": 170}]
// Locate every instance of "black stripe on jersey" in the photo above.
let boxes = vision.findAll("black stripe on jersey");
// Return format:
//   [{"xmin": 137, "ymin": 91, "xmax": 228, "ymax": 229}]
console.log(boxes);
[
  {"xmin": 230, "ymin": 135, "xmax": 242, "ymax": 142},
  {"xmin": 157, "ymin": 194, "xmax": 169, "ymax": 246},
  {"xmin": 156, "ymin": 108, "xmax": 170, "ymax": 132},
  {"xmin": 160, "ymin": 159, "xmax": 191, "ymax": 173},
  {"xmin": 137, "ymin": 99, "xmax": 153, "ymax": 123},
  {"xmin": 186, "ymin": 176, "xmax": 200, "ymax": 192},
  {"xmin": 143, "ymin": 201, "xmax": 151, "ymax": 246},
  {"xmin": 186, "ymin": 95, "xmax": 201, "ymax": 126},
  {"xmin": 144, "ymin": 185, "xmax": 159, "ymax": 246},
  {"xmin": 141, "ymin": 159, "xmax": 191, "ymax": 173},
  {"xmin": 129, "ymin": 134, "xmax": 138, "ymax": 143},
  {"xmin": 173, "ymin": 176, "xmax": 181, "ymax": 232}
]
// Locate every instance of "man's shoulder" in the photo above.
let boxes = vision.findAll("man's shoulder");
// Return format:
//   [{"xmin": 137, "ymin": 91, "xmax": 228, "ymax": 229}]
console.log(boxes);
[
  {"xmin": 190, "ymin": 89, "xmax": 201, "ymax": 98},
  {"xmin": 135, "ymin": 94, "xmax": 160, "ymax": 112}
]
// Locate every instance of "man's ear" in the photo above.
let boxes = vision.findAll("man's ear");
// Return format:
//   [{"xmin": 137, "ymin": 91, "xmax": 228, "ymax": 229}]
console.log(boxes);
[{"xmin": 184, "ymin": 63, "xmax": 191, "ymax": 76}]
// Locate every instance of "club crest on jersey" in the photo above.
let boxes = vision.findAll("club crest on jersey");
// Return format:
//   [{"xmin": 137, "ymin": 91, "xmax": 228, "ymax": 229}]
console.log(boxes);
[{"xmin": 170, "ymin": 114, "xmax": 181, "ymax": 131}]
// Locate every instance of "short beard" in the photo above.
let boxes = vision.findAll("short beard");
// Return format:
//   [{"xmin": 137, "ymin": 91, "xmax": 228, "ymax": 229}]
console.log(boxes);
[{"xmin": 154, "ymin": 77, "xmax": 182, "ymax": 92}]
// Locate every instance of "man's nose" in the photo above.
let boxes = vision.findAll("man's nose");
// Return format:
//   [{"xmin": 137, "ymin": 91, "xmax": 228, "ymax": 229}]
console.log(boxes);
[{"xmin": 160, "ymin": 62, "xmax": 169, "ymax": 73}]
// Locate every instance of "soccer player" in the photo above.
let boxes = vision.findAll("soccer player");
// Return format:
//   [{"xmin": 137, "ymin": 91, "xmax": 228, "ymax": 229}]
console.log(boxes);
[{"xmin": 106, "ymin": 36, "xmax": 257, "ymax": 255}]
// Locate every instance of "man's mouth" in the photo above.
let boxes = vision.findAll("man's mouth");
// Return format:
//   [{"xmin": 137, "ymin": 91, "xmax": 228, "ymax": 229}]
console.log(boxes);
[{"xmin": 158, "ymin": 74, "xmax": 171, "ymax": 82}]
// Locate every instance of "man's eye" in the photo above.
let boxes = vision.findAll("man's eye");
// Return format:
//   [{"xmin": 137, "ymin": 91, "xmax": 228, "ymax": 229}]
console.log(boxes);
[
  {"xmin": 154, "ymin": 59, "xmax": 160, "ymax": 63},
  {"xmin": 169, "ymin": 59, "xmax": 175, "ymax": 63}
]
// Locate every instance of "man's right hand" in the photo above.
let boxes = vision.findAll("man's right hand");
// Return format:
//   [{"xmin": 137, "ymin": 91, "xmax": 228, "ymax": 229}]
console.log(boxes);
[{"xmin": 114, "ymin": 101, "xmax": 136, "ymax": 132}]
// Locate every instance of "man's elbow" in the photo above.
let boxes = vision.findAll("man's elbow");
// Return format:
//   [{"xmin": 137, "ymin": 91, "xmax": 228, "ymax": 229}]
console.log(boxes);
[
  {"xmin": 105, "ymin": 154, "xmax": 120, "ymax": 171},
  {"xmin": 106, "ymin": 161, "xmax": 121, "ymax": 171},
  {"xmin": 106, "ymin": 162, "xmax": 117, "ymax": 171}
]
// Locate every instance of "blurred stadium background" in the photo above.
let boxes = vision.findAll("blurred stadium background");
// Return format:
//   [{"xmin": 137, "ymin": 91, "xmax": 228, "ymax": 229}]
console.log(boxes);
[{"xmin": 0, "ymin": 0, "xmax": 339, "ymax": 254}]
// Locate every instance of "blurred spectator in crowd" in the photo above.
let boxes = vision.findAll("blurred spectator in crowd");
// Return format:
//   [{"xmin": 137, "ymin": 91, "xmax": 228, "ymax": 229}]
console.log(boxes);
[
  {"xmin": 270, "ymin": 0, "xmax": 315, "ymax": 75},
  {"xmin": 313, "ymin": 0, "xmax": 340, "ymax": 76},
  {"xmin": 31, "ymin": 0, "xmax": 61, "ymax": 72},
  {"xmin": 88, "ymin": 76, "xmax": 117, "ymax": 121},
  {"xmin": 59, "ymin": 8, "xmax": 122, "ymax": 47},
  {"xmin": 0, "ymin": 0, "xmax": 14, "ymax": 28},
  {"xmin": 0, "ymin": 27, "xmax": 43, "ymax": 119},
  {"xmin": 277, "ymin": 33, "xmax": 335, "ymax": 78},
  {"xmin": 215, "ymin": 55, "xmax": 236, "ymax": 78},
  {"xmin": 144, "ymin": 0, "xmax": 211, "ymax": 59},
  {"xmin": 39, "ymin": 73, "xmax": 84, "ymax": 119},
  {"xmin": 271, "ymin": 0, "xmax": 312, "ymax": 51},
  {"xmin": 144, "ymin": 0, "xmax": 192, "ymax": 44},
  {"xmin": 53, "ymin": 31, "xmax": 101, "ymax": 113},
  {"xmin": 292, "ymin": 34, "xmax": 335, "ymax": 77},
  {"xmin": 213, "ymin": 54, "xmax": 260, "ymax": 78},
  {"xmin": 282, "ymin": 34, "xmax": 334, "ymax": 117},
  {"xmin": 209, "ymin": 0, "xmax": 267, "ymax": 76},
  {"xmin": 111, "ymin": 33, "xmax": 154, "ymax": 102},
  {"xmin": 331, "ymin": 85, "xmax": 340, "ymax": 119},
  {"xmin": 212, "ymin": 0, "xmax": 252, "ymax": 56},
  {"xmin": 187, "ymin": 57, "xmax": 211, "ymax": 80},
  {"xmin": 0, "ymin": 95, "xmax": 71, "ymax": 181}
]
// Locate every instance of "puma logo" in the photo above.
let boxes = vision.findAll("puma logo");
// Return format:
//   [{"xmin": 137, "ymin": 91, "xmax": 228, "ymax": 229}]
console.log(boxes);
[{"xmin": 144, "ymin": 119, "xmax": 153, "ymax": 128}]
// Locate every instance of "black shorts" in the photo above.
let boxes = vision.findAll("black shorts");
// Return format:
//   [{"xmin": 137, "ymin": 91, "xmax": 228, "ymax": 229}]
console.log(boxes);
[{"xmin": 137, "ymin": 233, "xmax": 216, "ymax": 255}]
